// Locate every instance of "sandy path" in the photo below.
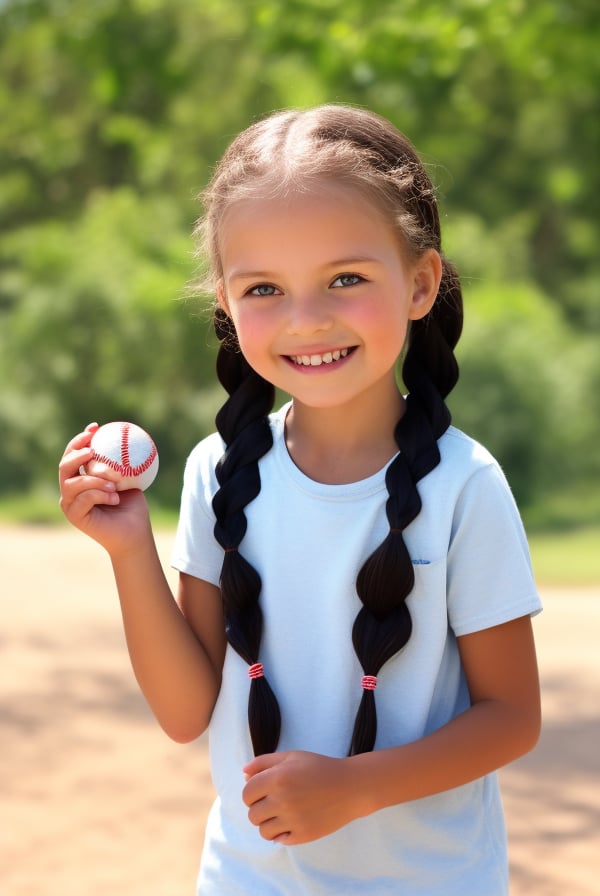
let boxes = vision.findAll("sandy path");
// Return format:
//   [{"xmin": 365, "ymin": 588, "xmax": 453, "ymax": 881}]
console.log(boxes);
[{"xmin": 2, "ymin": 525, "xmax": 599, "ymax": 895}]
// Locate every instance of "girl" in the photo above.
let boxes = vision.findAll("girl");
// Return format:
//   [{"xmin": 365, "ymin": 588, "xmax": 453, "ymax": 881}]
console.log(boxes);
[{"xmin": 59, "ymin": 105, "xmax": 542, "ymax": 895}]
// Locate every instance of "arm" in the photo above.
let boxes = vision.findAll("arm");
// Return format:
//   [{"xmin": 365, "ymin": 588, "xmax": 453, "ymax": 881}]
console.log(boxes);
[
  {"xmin": 59, "ymin": 425, "xmax": 226, "ymax": 743},
  {"xmin": 242, "ymin": 614, "xmax": 541, "ymax": 844},
  {"xmin": 111, "ymin": 551, "xmax": 226, "ymax": 743}
]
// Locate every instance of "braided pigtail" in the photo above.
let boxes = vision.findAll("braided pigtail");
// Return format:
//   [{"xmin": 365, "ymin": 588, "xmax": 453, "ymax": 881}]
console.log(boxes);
[
  {"xmin": 349, "ymin": 259, "xmax": 463, "ymax": 755},
  {"xmin": 211, "ymin": 308, "xmax": 280, "ymax": 756}
]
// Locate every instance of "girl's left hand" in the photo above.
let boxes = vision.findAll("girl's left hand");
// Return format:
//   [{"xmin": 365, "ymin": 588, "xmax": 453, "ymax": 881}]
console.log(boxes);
[{"xmin": 242, "ymin": 751, "xmax": 364, "ymax": 845}]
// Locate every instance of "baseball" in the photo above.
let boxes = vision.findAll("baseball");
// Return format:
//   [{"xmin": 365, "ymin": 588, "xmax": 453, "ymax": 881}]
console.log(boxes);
[{"xmin": 87, "ymin": 421, "xmax": 159, "ymax": 491}]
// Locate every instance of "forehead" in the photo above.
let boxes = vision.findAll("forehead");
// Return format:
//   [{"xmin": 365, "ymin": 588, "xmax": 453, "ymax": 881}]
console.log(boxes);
[{"xmin": 218, "ymin": 184, "xmax": 402, "ymax": 269}]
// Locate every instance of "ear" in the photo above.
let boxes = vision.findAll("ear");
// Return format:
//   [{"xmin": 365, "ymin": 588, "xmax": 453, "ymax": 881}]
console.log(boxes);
[
  {"xmin": 408, "ymin": 249, "xmax": 443, "ymax": 321},
  {"xmin": 216, "ymin": 280, "xmax": 231, "ymax": 317}
]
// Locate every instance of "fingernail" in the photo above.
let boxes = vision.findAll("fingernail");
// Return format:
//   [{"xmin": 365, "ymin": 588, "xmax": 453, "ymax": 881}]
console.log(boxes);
[{"xmin": 104, "ymin": 481, "xmax": 117, "ymax": 491}]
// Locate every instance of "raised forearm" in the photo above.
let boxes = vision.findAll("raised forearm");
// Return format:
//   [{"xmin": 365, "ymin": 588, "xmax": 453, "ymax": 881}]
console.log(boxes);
[{"xmin": 111, "ymin": 539, "xmax": 220, "ymax": 743}]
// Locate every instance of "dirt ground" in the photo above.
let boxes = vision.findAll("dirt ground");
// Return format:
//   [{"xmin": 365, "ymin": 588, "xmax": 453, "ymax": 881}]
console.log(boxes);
[{"xmin": 2, "ymin": 524, "xmax": 599, "ymax": 895}]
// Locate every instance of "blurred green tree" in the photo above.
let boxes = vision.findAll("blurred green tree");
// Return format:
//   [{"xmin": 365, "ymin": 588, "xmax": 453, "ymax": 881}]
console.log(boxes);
[{"xmin": 0, "ymin": 0, "xmax": 598, "ymax": 517}]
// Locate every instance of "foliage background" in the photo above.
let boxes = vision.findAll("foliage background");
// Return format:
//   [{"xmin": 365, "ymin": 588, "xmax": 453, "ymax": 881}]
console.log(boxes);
[{"xmin": 1, "ymin": 0, "xmax": 598, "ymax": 526}]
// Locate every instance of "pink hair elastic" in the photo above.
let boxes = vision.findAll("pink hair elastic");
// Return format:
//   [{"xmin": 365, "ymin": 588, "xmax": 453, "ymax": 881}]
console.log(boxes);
[
  {"xmin": 361, "ymin": 675, "xmax": 378, "ymax": 691},
  {"xmin": 248, "ymin": 663, "xmax": 264, "ymax": 680}
]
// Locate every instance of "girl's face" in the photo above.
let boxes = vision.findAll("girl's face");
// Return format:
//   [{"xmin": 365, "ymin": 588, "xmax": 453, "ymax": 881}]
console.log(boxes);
[{"xmin": 217, "ymin": 186, "xmax": 440, "ymax": 416}]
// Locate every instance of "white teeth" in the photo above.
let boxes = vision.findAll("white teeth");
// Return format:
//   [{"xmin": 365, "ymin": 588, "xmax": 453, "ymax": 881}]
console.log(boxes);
[{"xmin": 291, "ymin": 348, "xmax": 349, "ymax": 366}]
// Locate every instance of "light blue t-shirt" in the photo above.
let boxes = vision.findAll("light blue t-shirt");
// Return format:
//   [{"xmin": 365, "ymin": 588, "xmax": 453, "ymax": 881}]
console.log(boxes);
[{"xmin": 172, "ymin": 405, "xmax": 542, "ymax": 895}]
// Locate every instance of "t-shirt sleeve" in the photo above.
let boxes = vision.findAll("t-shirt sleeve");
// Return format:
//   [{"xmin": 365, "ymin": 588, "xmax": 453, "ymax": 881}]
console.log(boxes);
[
  {"xmin": 170, "ymin": 439, "xmax": 224, "ymax": 586},
  {"xmin": 446, "ymin": 461, "xmax": 542, "ymax": 636}
]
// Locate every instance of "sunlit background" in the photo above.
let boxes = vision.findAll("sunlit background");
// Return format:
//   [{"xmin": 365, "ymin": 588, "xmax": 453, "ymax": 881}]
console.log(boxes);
[{"xmin": 1, "ymin": 0, "xmax": 599, "ymax": 549}]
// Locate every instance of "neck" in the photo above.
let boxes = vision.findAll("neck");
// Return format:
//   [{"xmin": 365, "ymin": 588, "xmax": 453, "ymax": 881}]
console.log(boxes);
[{"xmin": 284, "ymin": 386, "xmax": 405, "ymax": 484}]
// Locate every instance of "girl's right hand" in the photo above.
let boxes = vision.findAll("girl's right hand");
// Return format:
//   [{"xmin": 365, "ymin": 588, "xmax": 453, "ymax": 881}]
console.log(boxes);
[{"xmin": 58, "ymin": 423, "xmax": 152, "ymax": 557}]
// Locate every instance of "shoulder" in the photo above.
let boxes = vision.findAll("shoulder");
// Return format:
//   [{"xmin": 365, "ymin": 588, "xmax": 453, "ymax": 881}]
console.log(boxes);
[
  {"xmin": 182, "ymin": 403, "xmax": 288, "ymax": 487},
  {"xmin": 183, "ymin": 430, "xmax": 225, "ymax": 487},
  {"xmin": 417, "ymin": 426, "xmax": 523, "ymax": 539},
  {"xmin": 422, "ymin": 425, "xmax": 509, "ymax": 500},
  {"xmin": 438, "ymin": 426, "xmax": 499, "ymax": 475},
  {"xmin": 436, "ymin": 425, "xmax": 519, "ymax": 498},
  {"xmin": 437, "ymin": 429, "xmax": 528, "ymax": 550}
]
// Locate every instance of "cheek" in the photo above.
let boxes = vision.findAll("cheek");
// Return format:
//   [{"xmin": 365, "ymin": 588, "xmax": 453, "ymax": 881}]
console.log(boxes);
[
  {"xmin": 353, "ymin": 301, "xmax": 409, "ymax": 349},
  {"xmin": 230, "ymin": 308, "xmax": 272, "ymax": 359}
]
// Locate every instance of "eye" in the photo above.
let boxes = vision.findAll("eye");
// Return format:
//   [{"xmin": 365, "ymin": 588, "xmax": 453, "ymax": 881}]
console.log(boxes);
[
  {"xmin": 330, "ymin": 273, "xmax": 364, "ymax": 288},
  {"xmin": 246, "ymin": 284, "xmax": 279, "ymax": 297}
]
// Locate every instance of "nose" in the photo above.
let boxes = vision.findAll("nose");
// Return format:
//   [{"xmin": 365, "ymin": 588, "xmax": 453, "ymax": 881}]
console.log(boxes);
[{"xmin": 285, "ymin": 291, "xmax": 334, "ymax": 336}]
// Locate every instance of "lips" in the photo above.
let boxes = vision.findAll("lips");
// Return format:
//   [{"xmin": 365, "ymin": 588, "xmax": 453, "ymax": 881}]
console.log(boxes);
[{"xmin": 289, "ymin": 348, "xmax": 351, "ymax": 367}]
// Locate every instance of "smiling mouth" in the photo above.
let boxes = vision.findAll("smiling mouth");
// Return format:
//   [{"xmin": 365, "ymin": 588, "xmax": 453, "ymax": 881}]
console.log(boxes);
[{"xmin": 288, "ymin": 348, "xmax": 354, "ymax": 367}]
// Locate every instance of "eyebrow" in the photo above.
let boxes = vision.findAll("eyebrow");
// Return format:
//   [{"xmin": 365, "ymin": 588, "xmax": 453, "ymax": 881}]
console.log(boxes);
[
  {"xmin": 228, "ymin": 270, "xmax": 274, "ymax": 283},
  {"xmin": 228, "ymin": 257, "xmax": 381, "ymax": 282},
  {"xmin": 326, "ymin": 256, "xmax": 382, "ymax": 267}
]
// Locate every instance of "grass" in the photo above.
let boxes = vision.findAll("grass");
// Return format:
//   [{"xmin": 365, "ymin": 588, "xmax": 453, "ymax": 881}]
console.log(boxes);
[
  {"xmin": 1, "ymin": 491, "xmax": 598, "ymax": 588},
  {"xmin": 528, "ymin": 526, "xmax": 600, "ymax": 588},
  {"xmin": 0, "ymin": 488, "xmax": 179, "ymax": 528},
  {"xmin": 0, "ymin": 489, "xmax": 64, "ymax": 525}
]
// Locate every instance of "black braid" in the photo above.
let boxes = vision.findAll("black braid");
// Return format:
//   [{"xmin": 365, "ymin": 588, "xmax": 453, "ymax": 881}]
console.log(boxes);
[
  {"xmin": 211, "ymin": 309, "xmax": 280, "ymax": 756},
  {"xmin": 349, "ymin": 260, "xmax": 463, "ymax": 755}
]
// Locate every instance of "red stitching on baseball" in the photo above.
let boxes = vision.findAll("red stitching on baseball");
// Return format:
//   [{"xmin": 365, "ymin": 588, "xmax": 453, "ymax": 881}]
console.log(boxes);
[
  {"xmin": 92, "ymin": 423, "xmax": 157, "ymax": 477},
  {"xmin": 121, "ymin": 422, "xmax": 131, "ymax": 469}
]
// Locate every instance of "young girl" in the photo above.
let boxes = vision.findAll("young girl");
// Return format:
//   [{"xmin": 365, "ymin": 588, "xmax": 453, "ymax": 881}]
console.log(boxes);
[{"xmin": 59, "ymin": 105, "xmax": 542, "ymax": 895}]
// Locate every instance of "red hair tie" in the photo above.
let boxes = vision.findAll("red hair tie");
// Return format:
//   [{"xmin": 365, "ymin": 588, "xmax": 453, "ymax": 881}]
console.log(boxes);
[
  {"xmin": 361, "ymin": 675, "xmax": 378, "ymax": 691},
  {"xmin": 248, "ymin": 663, "xmax": 264, "ymax": 680}
]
